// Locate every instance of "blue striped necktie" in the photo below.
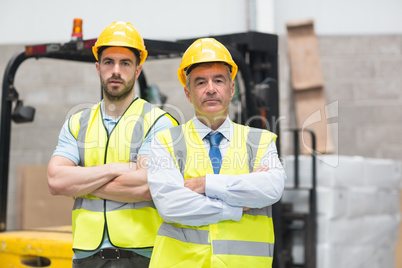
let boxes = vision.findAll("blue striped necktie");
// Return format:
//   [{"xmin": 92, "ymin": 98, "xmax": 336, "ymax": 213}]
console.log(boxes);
[{"xmin": 206, "ymin": 132, "xmax": 224, "ymax": 174}]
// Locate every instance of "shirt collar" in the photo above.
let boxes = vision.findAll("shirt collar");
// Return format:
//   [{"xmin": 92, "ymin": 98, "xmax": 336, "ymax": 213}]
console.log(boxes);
[
  {"xmin": 100, "ymin": 96, "xmax": 138, "ymax": 122},
  {"xmin": 192, "ymin": 116, "xmax": 233, "ymax": 141}
]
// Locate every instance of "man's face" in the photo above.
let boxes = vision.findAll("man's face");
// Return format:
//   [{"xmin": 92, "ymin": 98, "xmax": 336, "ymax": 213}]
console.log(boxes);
[
  {"xmin": 184, "ymin": 63, "xmax": 235, "ymax": 124},
  {"xmin": 96, "ymin": 47, "xmax": 142, "ymax": 101}
]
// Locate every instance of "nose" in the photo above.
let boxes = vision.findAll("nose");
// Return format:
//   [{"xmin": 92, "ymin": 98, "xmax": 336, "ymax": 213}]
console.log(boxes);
[
  {"xmin": 112, "ymin": 63, "xmax": 121, "ymax": 75},
  {"xmin": 205, "ymin": 80, "xmax": 216, "ymax": 94}
]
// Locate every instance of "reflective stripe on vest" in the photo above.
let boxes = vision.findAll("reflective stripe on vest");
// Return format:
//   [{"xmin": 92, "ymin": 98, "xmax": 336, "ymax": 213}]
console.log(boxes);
[
  {"xmin": 213, "ymin": 240, "xmax": 274, "ymax": 257},
  {"xmin": 151, "ymin": 120, "xmax": 277, "ymax": 267},
  {"xmin": 157, "ymin": 222, "xmax": 274, "ymax": 257},
  {"xmin": 71, "ymin": 99, "xmax": 175, "ymax": 166},
  {"xmin": 74, "ymin": 197, "xmax": 156, "ymax": 212},
  {"xmin": 69, "ymin": 98, "xmax": 178, "ymax": 250},
  {"xmin": 158, "ymin": 222, "xmax": 210, "ymax": 245}
]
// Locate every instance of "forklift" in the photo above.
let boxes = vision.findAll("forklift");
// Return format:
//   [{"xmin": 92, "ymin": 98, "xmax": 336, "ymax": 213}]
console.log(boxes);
[{"xmin": 0, "ymin": 19, "xmax": 316, "ymax": 267}]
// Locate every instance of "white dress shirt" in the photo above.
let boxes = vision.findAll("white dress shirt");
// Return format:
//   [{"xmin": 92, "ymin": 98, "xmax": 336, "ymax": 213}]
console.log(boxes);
[{"xmin": 148, "ymin": 117, "xmax": 286, "ymax": 226}]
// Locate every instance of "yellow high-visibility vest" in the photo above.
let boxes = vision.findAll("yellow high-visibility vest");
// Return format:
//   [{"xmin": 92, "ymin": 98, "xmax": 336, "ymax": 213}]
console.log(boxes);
[
  {"xmin": 150, "ymin": 120, "xmax": 277, "ymax": 268},
  {"xmin": 69, "ymin": 98, "xmax": 178, "ymax": 251}
]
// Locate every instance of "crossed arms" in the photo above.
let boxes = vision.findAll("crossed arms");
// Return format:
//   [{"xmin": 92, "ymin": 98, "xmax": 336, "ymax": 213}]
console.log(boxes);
[
  {"xmin": 147, "ymin": 137, "xmax": 286, "ymax": 226},
  {"xmin": 47, "ymin": 154, "xmax": 151, "ymax": 203}
]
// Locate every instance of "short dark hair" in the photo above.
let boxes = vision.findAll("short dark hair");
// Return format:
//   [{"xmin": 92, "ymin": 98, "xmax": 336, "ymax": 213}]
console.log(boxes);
[{"xmin": 97, "ymin": 46, "xmax": 141, "ymax": 65}]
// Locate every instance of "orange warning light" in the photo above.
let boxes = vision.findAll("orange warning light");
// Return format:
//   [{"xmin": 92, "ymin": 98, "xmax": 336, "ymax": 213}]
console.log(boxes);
[{"xmin": 71, "ymin": 18, "xmax": 83, "ymax": 39}]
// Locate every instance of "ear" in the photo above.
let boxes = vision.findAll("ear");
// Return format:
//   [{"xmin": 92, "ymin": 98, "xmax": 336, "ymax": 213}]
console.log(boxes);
[
  {"xmin": 230, "ymin": 81, "xmax": 235, "ymax": 100},
  {"xmin": 95, "ymin": 62, "xmax": 100, "ymax": 77},
  {"xmin": 135, "ymin": 65, "xmax": 143, "ymax": 79},
  {"xmin": 184, "ymin": 87, "xmax": 192, "ymax": 104}
]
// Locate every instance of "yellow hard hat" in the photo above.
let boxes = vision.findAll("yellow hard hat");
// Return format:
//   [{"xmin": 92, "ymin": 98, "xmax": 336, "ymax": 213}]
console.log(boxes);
[
  {"xmin": 92, "ymin": 21, "xmax": 148, "ymax": 65},
  {"xmin": 177, "ymin": 38, "xmax": 238, "ymax": 87}
]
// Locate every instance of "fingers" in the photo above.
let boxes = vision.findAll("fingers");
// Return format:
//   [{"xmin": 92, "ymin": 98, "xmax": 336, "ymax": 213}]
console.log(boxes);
[
  {"xmin": 184, "ymin": 177, "xmax": 206, "ymax": 194},
  {"xmin": 252, "ymin": 165, "xmax": 269, "ymax": 173}
]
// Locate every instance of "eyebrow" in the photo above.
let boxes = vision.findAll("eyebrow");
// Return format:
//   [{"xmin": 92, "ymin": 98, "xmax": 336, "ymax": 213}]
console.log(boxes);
[
  {"xmin": 193, "ymin": 77, "xmax": 205, "ymax": 84},
  {"xmin": 102, "ymin": 57, "xmax": 134, "ymax": 64},
  {"xmin": 193, "ymin": 74, "xmax": 226, "ymax": 82},
  {"xmin": 214, "ymin": 74, "xmax": 226, "ymax": 80}
]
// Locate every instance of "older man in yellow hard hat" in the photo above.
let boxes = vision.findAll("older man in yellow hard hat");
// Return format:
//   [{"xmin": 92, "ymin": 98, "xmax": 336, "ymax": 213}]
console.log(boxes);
[{"xmin": 148, "ymin": 38, "xmax": 286, "ymax": 267}]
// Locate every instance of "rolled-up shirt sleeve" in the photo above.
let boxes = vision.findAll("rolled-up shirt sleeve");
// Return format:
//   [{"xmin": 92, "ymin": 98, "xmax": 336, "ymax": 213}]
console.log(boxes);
[
  {"xmin": 147, "ymin": 136, "xmax": 243, "ymax": 226},
  {"xmin": 52, "ymin": 120, "xmax": 80, "ymax": 165},
  {"xmin": 205, "ymin": 141, "xmax": 286, "ymax": 208}
]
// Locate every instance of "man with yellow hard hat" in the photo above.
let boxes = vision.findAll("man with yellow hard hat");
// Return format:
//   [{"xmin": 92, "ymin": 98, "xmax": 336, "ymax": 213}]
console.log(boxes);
[
  {"xmin": 147, "ymin": 38, "xmax": 286, "ymax": 267},
  {"xmin": 47, "ymin": 21, "xmax": 178, "ymax": 267}
]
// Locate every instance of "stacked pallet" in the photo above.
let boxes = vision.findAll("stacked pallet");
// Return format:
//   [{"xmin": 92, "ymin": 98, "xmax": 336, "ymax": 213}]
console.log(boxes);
[{"xmin": 283, "ymin": 155, "xmax": 401, "ymax": 268}]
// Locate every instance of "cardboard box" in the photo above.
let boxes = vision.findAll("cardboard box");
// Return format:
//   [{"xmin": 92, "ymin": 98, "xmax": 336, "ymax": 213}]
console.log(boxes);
[
  {"xmin": 16, "ymin": 165, "xmax": 73, "ymax": 229},
  {"xmin": 286, "ymin": 19, "xmax": 334, "ymax": 154}
]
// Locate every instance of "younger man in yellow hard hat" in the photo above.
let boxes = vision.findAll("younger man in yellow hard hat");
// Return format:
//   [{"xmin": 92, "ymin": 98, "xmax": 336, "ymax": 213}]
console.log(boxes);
[{"xmin": 48, "ymin": 21, "xmax": 178, "ymax": 268}]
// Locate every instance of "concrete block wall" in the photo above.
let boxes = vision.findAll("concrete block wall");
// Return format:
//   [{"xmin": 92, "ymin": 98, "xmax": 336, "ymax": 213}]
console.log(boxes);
[{"xmin": 279, "ymin": 35, "xmax": 402, "ymax": 161}]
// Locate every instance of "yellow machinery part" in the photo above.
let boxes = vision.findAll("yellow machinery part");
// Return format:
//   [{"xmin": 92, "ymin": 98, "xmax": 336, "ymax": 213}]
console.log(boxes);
[{"xmin": 0, "ymin": 226, "xmax": 73, "ymax": 267}]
